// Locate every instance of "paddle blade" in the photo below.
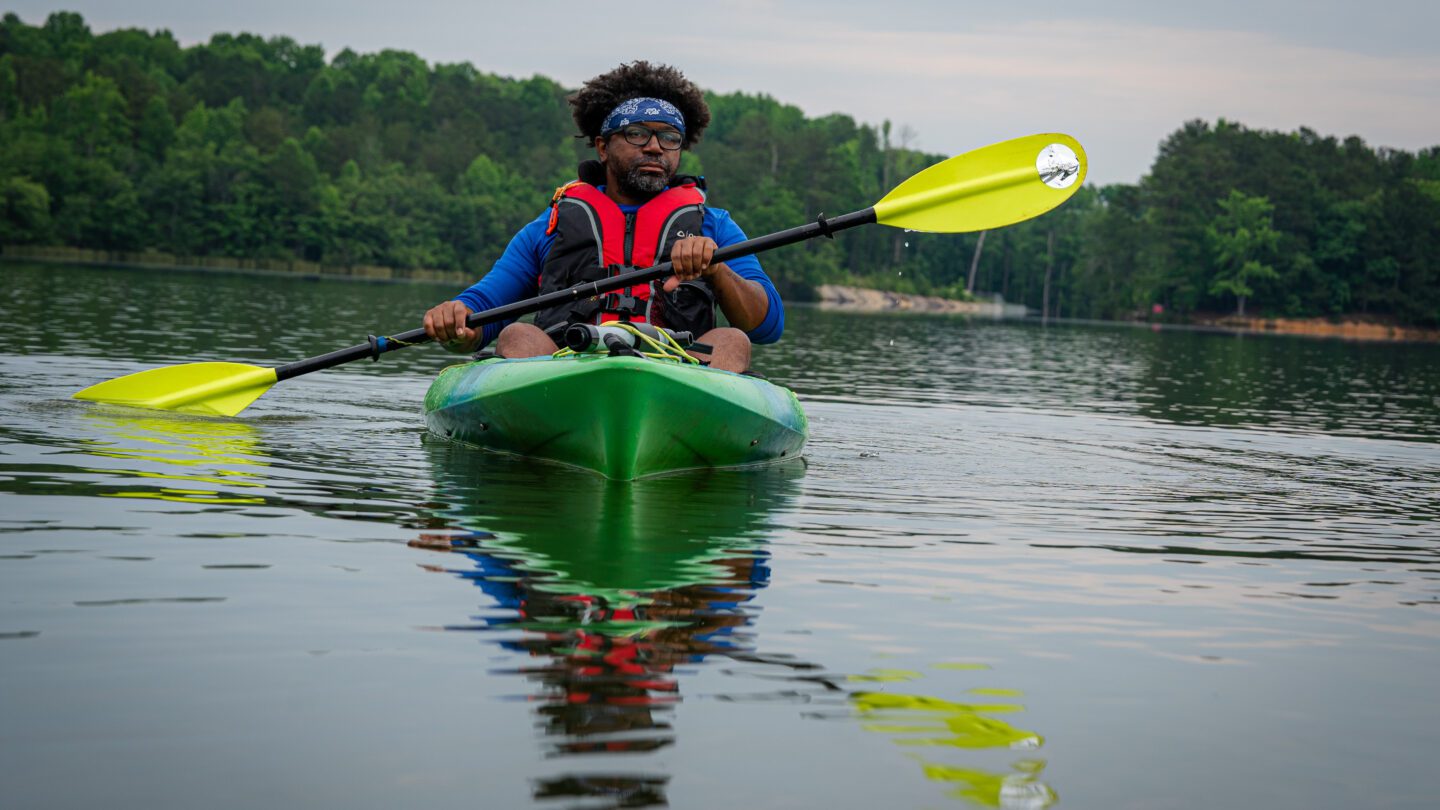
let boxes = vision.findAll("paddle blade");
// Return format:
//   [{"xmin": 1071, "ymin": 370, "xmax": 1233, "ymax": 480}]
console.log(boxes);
[
  {"xmin": 74, "ymin": 362, "xmax": 279, "ymax": 417},
  {"xmin": 874, "ymin": 133, "xmax": 1087, "ymax": 233}
]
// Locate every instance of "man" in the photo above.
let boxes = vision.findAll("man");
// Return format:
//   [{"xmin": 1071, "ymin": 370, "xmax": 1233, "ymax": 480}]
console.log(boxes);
[{"xmin": 423, "ymin": 61, "xmax": 782, "ymax": 373}]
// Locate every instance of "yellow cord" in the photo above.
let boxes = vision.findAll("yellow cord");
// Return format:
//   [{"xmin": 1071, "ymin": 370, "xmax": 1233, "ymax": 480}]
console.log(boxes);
[{"xmin": 550, "ymin": 323, "xmax": 701, "ymax": 364}]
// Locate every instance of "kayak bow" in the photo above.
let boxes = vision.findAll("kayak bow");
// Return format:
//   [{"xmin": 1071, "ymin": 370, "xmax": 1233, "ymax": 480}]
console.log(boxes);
[{"xmin": 423, "ymin": 353, "xmax": 807, "ymax": 479}]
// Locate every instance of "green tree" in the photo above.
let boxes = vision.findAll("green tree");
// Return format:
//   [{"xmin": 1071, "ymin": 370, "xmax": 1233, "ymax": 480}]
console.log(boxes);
[
  {"xmin": 0, "ymin": 175, "xmax": 50, "ymax": 242},
  {"xmin": 1206, "ymin": 190, "xmax": 1280, "ymax": 317},
  {"xmin": 50, "ymin": 71, "xmax": 130, "ymax": 158},
  {"xmin": 451, "ymin": 152, "xmax": 541, "ymax": 273},
  {"xmin": 3, "ymin": 11, "xmax": 1437, "ymax": 326}
]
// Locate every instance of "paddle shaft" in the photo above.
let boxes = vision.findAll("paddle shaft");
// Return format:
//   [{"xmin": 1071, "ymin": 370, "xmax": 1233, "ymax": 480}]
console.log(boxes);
[{"xmin": 274, "ymin": 207, "xmax": 877, "ymax": 381}]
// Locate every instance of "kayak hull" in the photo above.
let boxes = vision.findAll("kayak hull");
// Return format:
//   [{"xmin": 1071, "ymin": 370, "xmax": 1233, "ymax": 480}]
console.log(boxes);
[{"xmin": 423, "ymin": 355, "xmax": 808, "ymax": 479}]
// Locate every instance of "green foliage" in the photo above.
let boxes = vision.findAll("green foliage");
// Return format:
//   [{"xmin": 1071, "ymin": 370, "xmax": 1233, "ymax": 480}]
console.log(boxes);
[
  {"xmin": 52, "ymin": 71, "xmax": 130, "ymax": 157},
  {"xmin": 1045, "ymin": 120, "xmax": 1440, "ymax": 326},
  {"xmin": 0, "ymin": 174, "xmax": 50, "ymax": 242},
  {"xmin": 1, "ymin": 12, "xmax": 1437, "ymax": 326},
  {"xmin": 1205, "ymin": 190, "xmax": 1280, "ymax": 316}
]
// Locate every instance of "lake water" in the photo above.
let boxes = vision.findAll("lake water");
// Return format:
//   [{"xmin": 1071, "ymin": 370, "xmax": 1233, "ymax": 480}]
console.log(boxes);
[{"xmin": 3, "ymin": 262, "xmax": 1438, "ymax": 809}]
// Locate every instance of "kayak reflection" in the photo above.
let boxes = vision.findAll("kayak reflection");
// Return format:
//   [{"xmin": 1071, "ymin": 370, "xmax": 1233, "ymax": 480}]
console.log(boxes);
[{"xmin": 415, "ymin": 441, "xmax": 803, "ymax": 808}]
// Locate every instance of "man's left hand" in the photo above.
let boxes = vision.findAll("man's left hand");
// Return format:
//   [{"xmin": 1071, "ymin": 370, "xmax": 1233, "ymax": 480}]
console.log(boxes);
[{"xmin": 665, "ymin": 235, "xmax": 718, "ymax": 292}]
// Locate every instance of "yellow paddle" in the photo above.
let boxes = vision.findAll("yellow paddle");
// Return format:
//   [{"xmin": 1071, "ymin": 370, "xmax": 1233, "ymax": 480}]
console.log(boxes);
[{"xmin": 73, "ymin": 133, "xmax": 1086, "ymax": 416}]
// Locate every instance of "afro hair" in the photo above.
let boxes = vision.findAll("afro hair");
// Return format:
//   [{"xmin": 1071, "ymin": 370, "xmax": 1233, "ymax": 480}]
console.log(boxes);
[{"xmin": 570, "ymin": 61, "xmax": 711, "ymax": 150}]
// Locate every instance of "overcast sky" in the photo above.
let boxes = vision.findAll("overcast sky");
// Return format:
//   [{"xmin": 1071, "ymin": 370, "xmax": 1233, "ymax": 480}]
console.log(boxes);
[{"xmin": 11, "ymin": 1, "xmax": 1439, "ymax": 185}]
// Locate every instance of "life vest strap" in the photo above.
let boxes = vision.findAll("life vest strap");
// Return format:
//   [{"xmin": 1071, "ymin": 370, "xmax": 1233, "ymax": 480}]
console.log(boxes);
[{"xmin": 545, "ymin": 180, "xmax": 588, "ymax": 236}]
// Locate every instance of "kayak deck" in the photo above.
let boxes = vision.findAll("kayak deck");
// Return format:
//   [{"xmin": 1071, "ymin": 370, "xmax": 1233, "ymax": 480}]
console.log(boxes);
[{"xmin": 423, "ymin": 354, "xmax": 807, "ymax": 479}]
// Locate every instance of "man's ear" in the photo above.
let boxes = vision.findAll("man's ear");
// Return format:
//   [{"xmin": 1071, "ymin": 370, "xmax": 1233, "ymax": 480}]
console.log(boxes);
[
  {"xmin": 594, "ymin": 136, "xmax": 608, "ymax": 163},
  {"xmin": 577, "ymin": 160, "xmax": 605, "ymax": 186}
]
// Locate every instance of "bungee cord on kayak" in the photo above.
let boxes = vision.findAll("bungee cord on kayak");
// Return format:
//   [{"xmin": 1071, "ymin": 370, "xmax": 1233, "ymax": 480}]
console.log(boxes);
[{"xmin": 550, "ymin": 322, "xmax": 704, "ymax": 366}]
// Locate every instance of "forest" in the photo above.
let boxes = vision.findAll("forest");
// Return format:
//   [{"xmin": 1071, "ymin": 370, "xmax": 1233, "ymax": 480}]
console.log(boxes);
[{"xmin": 3, "ymin": 12, "xmax": 1438, "ymax": 325}]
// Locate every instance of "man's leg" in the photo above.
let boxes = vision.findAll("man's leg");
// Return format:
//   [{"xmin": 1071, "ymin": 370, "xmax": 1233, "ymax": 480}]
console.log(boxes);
[
  {"xmin": 690, "ymin": 327, "xmax": 751, "ymax": 373},
  {"xmin": 496, "ymin": 323, "xmax": 560, "ymax": 358}
]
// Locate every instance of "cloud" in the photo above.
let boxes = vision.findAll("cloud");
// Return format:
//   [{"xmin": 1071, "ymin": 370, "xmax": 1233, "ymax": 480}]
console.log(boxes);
[
  {"xmin": 658, "ymin": 18, "xmax": 1440, "ymax": 183},
  {"xmin": 12, "ymin": 2, "xmax": 1436, "ymax": 184}
]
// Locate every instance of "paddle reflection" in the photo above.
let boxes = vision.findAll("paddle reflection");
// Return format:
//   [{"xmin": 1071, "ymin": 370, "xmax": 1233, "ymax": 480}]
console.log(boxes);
[
  {"xmin": 72, "ymin": 407, "xmax": 269, "ymax": 504},
  {"xmin": 773, "ymin": 665, "xmax": 1056, "ymax": 808},
  {"xmin": 415, "ymin": 442, "xmax": 803, "ymax": 809},
  {"xmin": 849, "ymin": 686, "xmax": 1055, "ymax": 808}
]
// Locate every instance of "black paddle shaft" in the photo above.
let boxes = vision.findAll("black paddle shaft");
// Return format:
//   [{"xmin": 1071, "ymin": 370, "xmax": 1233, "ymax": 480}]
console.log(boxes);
[{"xmin": 274, "ymin": 207, "xmax": 878, "ymax": 381}]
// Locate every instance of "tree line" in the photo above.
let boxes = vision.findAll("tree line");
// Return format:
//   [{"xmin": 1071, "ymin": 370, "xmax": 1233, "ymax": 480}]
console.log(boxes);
[{"xmin": 3, "ymin": 12, "xmax": 1437, "ymax": 325}]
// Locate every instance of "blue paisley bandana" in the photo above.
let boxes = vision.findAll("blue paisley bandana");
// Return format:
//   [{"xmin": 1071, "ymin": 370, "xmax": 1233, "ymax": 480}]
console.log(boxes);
[{"xmin": 601, "ymin": 97, "xmax": 685, "ymax": 136}]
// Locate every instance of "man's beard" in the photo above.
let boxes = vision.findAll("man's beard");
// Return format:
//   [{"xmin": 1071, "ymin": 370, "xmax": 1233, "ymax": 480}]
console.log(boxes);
[{"xmin": 613, "ymin": 158, "xmax": 671, "ymax": 199}]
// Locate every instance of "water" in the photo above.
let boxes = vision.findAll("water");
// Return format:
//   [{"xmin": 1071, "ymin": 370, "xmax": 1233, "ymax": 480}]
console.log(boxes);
[{"xmin": 3, "ymin": 262, "xmax": 1438, "ymax": 809}]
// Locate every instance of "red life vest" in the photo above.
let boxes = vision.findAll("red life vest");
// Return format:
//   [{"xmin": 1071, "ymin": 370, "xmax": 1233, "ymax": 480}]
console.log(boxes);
[{"xmin": 532, "ymin": 181, "xmax": 713, "ymax": 334}]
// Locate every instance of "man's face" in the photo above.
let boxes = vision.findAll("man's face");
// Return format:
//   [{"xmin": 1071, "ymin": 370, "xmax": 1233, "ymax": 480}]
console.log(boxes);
[{"xmin": 597, "ymin": 123, "xmax": 682, "ymax": 201}]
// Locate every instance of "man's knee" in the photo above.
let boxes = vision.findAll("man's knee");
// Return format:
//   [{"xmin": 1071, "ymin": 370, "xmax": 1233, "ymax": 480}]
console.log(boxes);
[
  {"xmin": 697, "ymin": 327, "xmax": 751, "ymax": 373},
  {"xmin": 496, "ymin": 323, "xmax": 558, "ymax": 358},
  {"xmin": 702, "ymin": 327, "xmax": 749, "ymax": 349}
]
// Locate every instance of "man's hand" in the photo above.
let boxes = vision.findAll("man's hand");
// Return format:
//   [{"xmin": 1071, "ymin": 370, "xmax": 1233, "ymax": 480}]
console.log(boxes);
[
  {"xmin": 424, "ymin": 300, "xmax": 479, "ymax": 353},
  {"xmin": 662, "ymin": 235, "xmax": 770, "ymax": 332},
  {"xmin": 664, "ymin": 235, "xmax": 718, "ymax": 292}
]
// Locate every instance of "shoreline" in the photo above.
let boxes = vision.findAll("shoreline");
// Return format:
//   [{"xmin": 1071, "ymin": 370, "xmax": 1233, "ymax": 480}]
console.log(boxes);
[
  {"xmin": 7, "ymin": 247, "xmax": 1436, "ymax": 343},
  {"xmin": 813, "ymin": 284, "xmax": 1027, "ymax": 317},
  {"xmin": 1187, "ymin": 314, "xmax": 1440, "ymax": 343},
  {"xmin": 814, "ymin": 284, "xmax": 1440, "ymax": 343},
  {"xmin": 0, "ymin": 244, "xmax": 469, "ymax": 286}
]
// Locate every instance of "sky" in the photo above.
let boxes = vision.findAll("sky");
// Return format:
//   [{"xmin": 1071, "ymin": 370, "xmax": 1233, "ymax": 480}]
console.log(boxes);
[{"xmin": 10, "ymin": 1, "xmax": 1440, "ymax": 185}]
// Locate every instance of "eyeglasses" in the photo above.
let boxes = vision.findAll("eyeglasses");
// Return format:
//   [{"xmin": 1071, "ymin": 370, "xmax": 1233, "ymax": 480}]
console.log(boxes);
[{"xmin": 613, "ymin": 124, "xmax": 683, "ymax": 151}]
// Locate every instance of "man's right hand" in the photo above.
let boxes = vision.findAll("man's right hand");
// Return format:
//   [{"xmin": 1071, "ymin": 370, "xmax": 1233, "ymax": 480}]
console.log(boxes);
[{"xmin": 424, "ymin": 301, "xmax": 479, "ymax": 353}]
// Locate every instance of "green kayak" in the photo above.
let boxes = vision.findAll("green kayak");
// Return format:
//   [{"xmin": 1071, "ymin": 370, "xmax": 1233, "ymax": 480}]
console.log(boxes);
[{"xmin": 423, "ymin": 353, "xmax": 807, "ymax": 480}]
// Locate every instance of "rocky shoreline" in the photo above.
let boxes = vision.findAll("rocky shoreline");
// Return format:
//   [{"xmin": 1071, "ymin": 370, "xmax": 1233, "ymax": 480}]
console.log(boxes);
[
  {"xmin": 1192, "ymin": 315, "xmax": 1440, "ymax": 343},
  {"xmin": 814, "ymin": 284, "xmax": 1026, "ymax": 317},
  {"xmin": 814, "ymin": 284, "xmax": 1439, "ymax": 342}
]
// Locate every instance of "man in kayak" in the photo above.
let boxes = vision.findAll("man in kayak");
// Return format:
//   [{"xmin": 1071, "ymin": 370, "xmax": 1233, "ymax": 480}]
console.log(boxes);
[{"xmin": 423, "ymin": 61, "xmax": 783, "ymax": 373}]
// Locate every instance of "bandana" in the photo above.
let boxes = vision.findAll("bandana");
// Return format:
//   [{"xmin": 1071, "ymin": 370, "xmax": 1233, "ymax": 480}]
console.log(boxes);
[{"xmin": 601, "ymin": 97, "xmax": 685, "ymax": 136}]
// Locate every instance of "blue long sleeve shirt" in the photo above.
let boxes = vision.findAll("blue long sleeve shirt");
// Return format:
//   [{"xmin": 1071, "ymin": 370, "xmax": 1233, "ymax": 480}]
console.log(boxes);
[{"xmin": 454, "ymin": 203, "xmax": 784, "ymax": 349}]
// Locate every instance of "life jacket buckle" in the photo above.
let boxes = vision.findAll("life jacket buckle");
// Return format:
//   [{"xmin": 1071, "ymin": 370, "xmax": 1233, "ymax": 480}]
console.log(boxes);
[{"xmin": 602, "ymin": 291, "xmax": 643, "ymax": 319}]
